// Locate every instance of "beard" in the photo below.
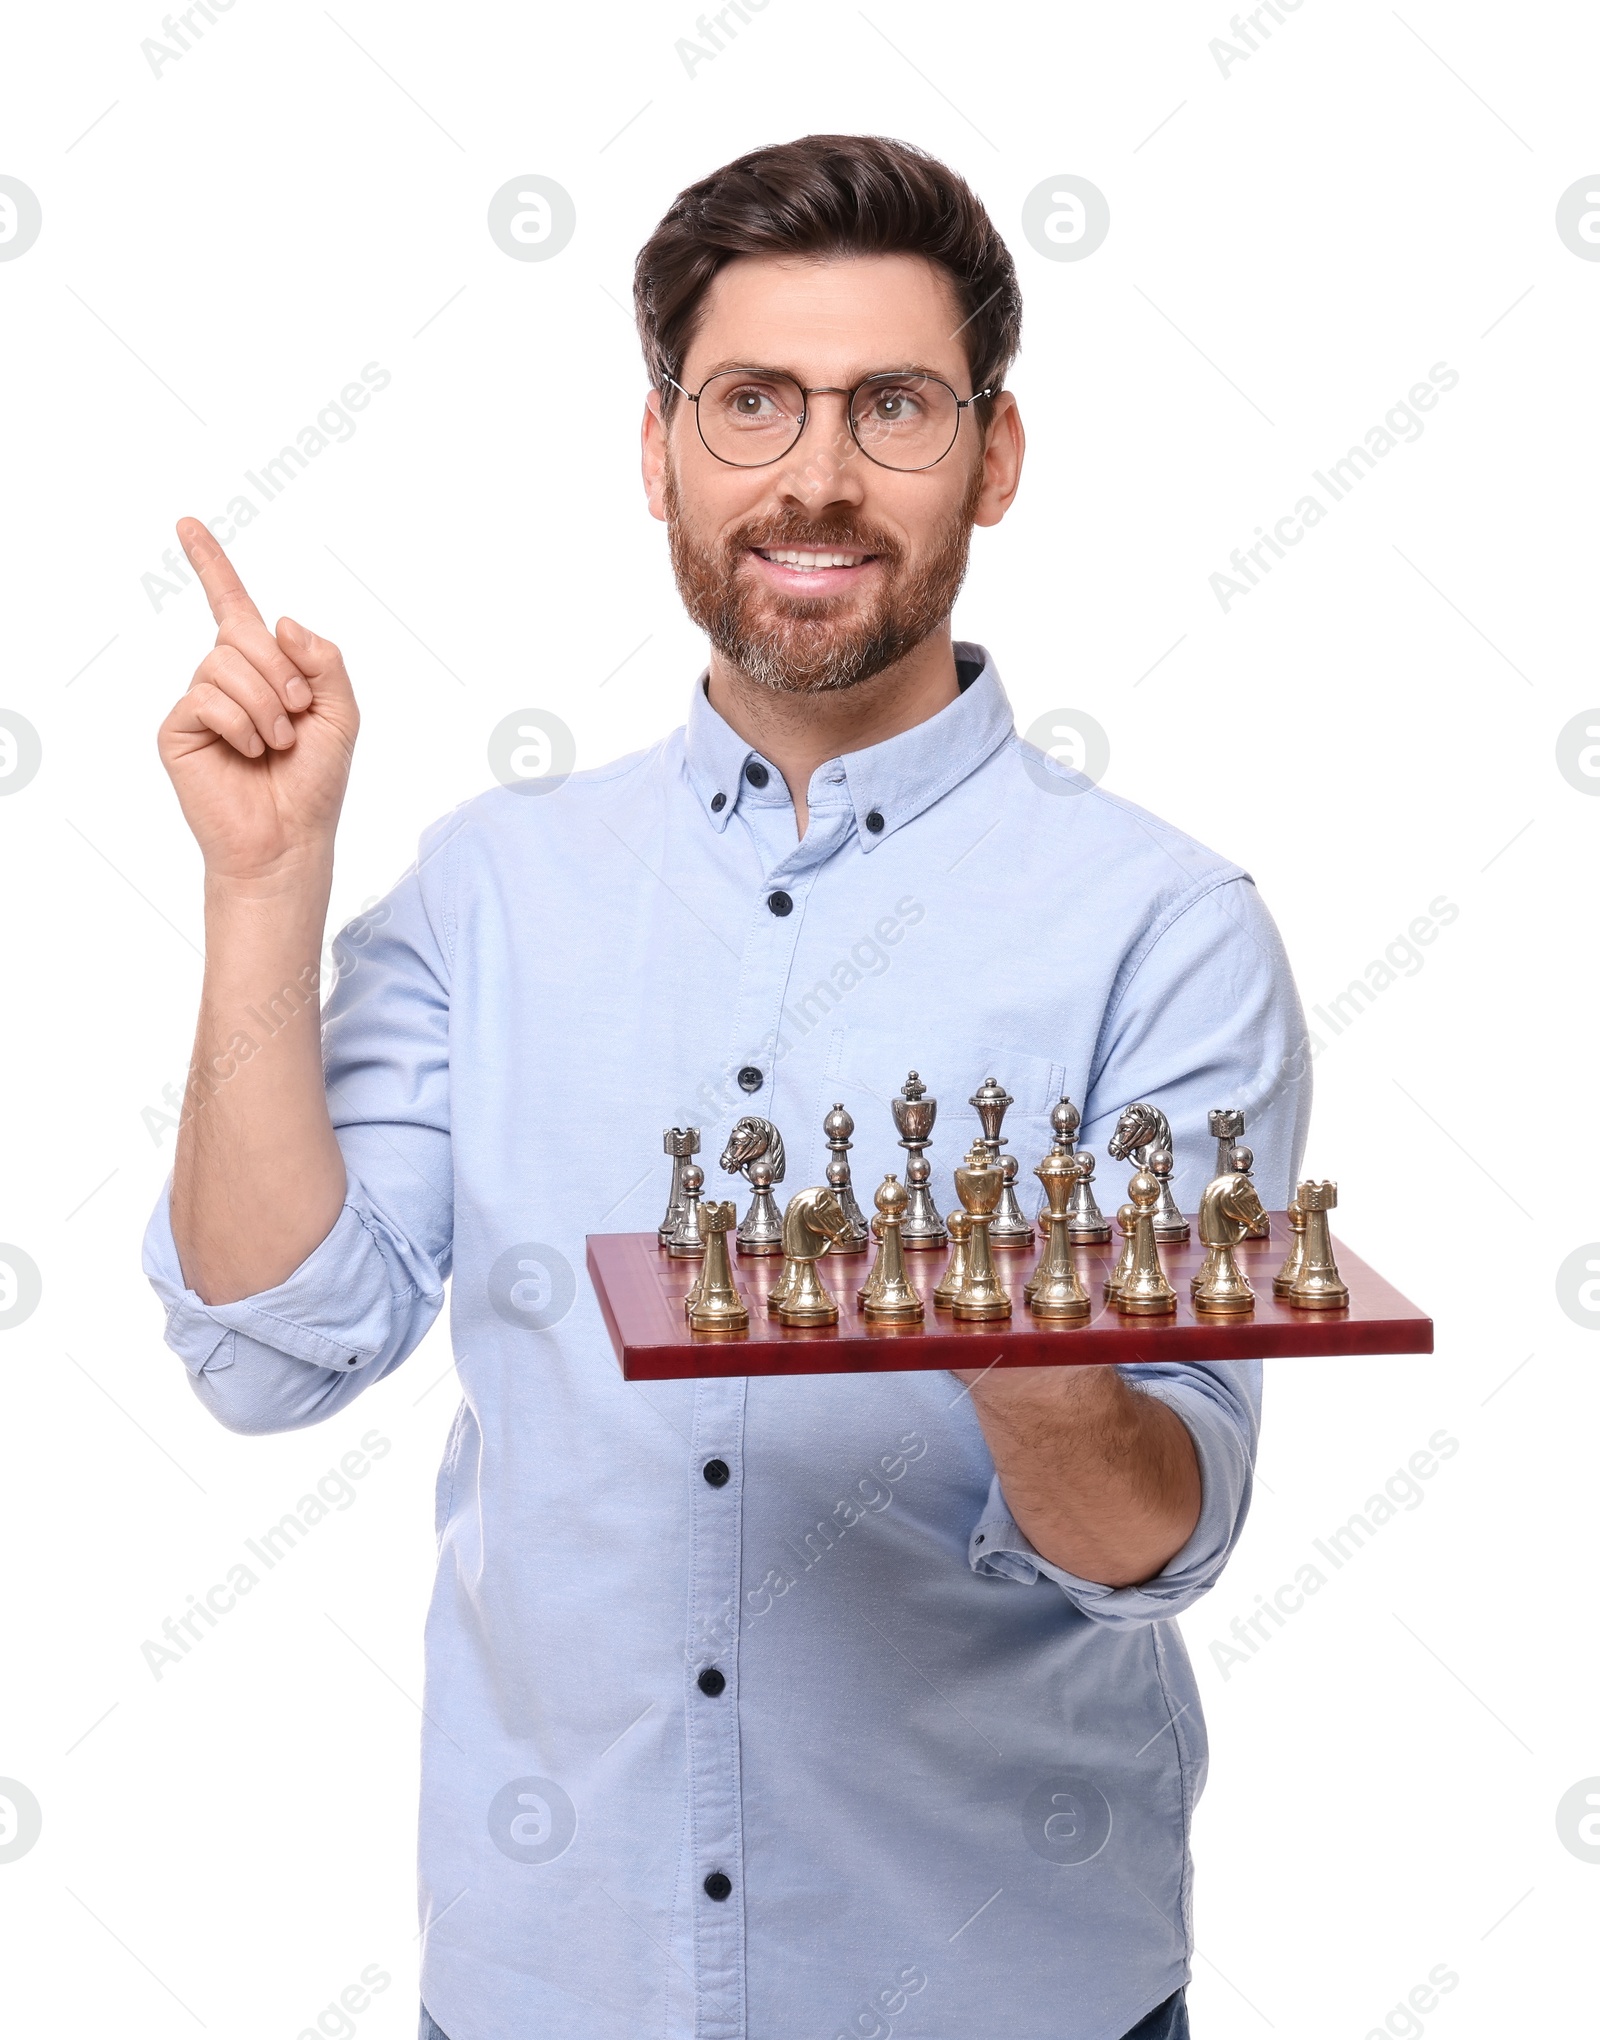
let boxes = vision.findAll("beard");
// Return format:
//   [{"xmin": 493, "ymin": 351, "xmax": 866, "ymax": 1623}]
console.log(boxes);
[{"xmin": 664, "ymin": 457, "xmax": 985, "ymax": 696}]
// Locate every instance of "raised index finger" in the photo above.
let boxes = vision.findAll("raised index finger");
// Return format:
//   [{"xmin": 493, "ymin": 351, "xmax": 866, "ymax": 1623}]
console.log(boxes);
[{"xmin": 177, "ymin": 517, "xmax": 265, "ymax": 632}]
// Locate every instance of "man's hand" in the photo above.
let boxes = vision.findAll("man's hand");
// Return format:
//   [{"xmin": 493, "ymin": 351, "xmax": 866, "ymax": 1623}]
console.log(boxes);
[
  {"xmin": 953, "ymin": 1362, "xmax": 1202, "ymax": 1588},
  {"xmin": 157, "ymin": 518, "xmax": 359, "ymax": 883},
  {"xmin": 159, "ymin": 519, "xmax": 355, "ymax": 1305}
]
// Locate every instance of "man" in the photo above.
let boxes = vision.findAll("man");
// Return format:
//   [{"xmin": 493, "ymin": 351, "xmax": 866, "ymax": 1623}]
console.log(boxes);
[{"xmin": 146, "ymin": 134, "xmax": 1309, "ymax": 2040}]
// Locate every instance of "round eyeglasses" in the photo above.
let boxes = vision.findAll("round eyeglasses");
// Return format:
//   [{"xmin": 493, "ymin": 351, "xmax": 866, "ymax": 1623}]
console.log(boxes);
[{"xmin": 664, "ymin": 367, "xmax": 994, "ymax": 473}]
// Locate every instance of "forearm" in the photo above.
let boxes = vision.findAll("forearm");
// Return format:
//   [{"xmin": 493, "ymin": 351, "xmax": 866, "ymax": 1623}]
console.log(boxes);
[
  {"xmin": 170, "ymin": 859, "xmax": 346, "ymax": 1304},
  {"xmin": 962, "ymin": 1365, "xmax": 1202, "ymax": 1588}
]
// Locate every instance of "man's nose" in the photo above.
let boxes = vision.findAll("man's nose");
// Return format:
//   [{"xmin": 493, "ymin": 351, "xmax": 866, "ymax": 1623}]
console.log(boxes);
[{"xmin": 770, "ymin": 392, "xmax": 867, "ymax": 512}]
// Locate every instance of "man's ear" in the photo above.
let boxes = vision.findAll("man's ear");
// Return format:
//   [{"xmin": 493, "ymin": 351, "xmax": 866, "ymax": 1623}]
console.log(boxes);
[
  {"xmin": 642, "ymin": 388, "xmax": 669, "ymax": 523},
  {"xmin": 972, "ymin": 391, "xmax": 1024, "ymax": 529}
]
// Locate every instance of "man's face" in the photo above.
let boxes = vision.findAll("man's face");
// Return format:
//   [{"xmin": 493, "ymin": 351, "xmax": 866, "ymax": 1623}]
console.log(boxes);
[{"xmin": 644, "ymin": 253, "xmax": 1017, "ymax": 694}]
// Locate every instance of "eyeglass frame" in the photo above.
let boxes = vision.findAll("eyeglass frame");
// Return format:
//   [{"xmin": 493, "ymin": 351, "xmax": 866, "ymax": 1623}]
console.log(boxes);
[{"xmin": 662, "ymin": 364, "xmax": 996, "ymax": 473}]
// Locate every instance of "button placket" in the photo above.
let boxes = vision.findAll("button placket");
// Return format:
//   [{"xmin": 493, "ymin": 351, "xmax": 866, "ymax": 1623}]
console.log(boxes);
[{"xmin": 686, "ymin": 1380, "xmax": 748, "ymax": 2040}]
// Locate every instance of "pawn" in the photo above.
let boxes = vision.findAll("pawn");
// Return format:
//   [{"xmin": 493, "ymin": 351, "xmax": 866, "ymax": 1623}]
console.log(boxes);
[
  {"xmin": 736, "ymin": 1155, "xmax": 785, "ymax": 1256},
  {"xmin": 1272, "ymin": 1197, "xmax": 1307, "ymax": 1297},
  {"xmin": 1113, "ymin": 1170, "xmax": 1177, "ymax": 1316},
  {"xmin": 1065, "ymin": 1148, "xmax": 1112, "ymax": 1244},
  {"xmin": 989, "ymin": 1152, "xmax": 1035, "ymax": 1250},
  {"xmin": 823, "ymin": 1103, "xmax": 871, "ymax": 1251},
  {"xmin": 689, "ymin": 1201, "xmax": 750, "ymax": 1333},
  {"xmin": 1227, "ymin": 1143, "xmax": 1270, "ymax": 1239},
  {"xmin": 858, "ymin": 1175, "xmax": 924, "ymax": 1323},
  {"xmin": 1287, "ymin": 1179, "xmax": 1349, "ymax": 1309},
  {"xmin": 932, "ymin": 1211, "xmax": 972, "ymax": 1310},
  {"xmin": 1148, "ymin": 1147, "xmax": 1190, "ymax": 1244},
  {"xmin": 670, "ymin": 1163, "xmax": 708, "ymax": 1314},
  {"xmin": 1104, "ymin": 1201, "xmax": 1137, "ymax": 1303},
  {"xmin": 1035, "ymin": 1096, "xmax": 1081, "ymax": 1220}
]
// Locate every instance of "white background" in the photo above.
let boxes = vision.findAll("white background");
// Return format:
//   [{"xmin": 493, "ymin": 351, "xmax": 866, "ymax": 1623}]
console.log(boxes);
[{"xmin": 1, "ymin": 1, "xmax": 1595, "ymax": 2034}]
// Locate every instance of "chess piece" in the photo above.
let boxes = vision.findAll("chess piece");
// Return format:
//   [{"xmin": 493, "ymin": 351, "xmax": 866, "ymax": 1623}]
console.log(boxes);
[
  {"xmin": 688, "ymin": 1201, "xmax": 750, "ymax": 1333},
  {"xmin": 1035, "ymin": 1096, "xmax": 1080, "ymax": 1219},
  {"xmin": 893, "ymin": 1072, "xmax": 947, "ymax": 1249},
  {"xmin": 1027, "ymin": 1152, "xmax": 1091, "ymax": 1320},
  {"xmin": 1191, "ymin": 1171, "xmax": 1265, "ymax": 1315},
  {"xmin": 1108, "ymin": 1102, "xmax": 1189, "ymax": 1241},
  {"xmin": 1208, "ymin": 1108, "xmax": 1245, "ymax": 1182},
  {"xmin": 932, "ymin": 1211, "xmax": 971, "ymax": 1310},
  {"xmin": 1272, "ymin": 1197, "xmax": 1306, "ymax": 1297},
  {"xmin": 950, "ymin": 1144, "xmax": 1012, "ymax": 1320},
  {"xmin": 1065, "ymin": 1148, "xmax": 1112, "ymax": 1244},
  {"xmin": 1227, "ymin": 1142, "xmax": 1271, "ymax": 1239},
  {"xmin": 771, "ymin": 1187, "xmax": 852, "ymax": 1326},
  {"xmin": 1146, "ymin": 1147, "xmax": 1190, "ymax": 1245},
  {"xmin": 658, "ymin": 1126, "xmax": 700, "ymax": 1244},
  {"xmin": 1287, "ymin": 1180, "xmax": 1349, "ymax": 1309},
  {"xmin": 971, "ymin": 1079, "xmax": 1032, "ymax": 1247},
  {"xmin": 666, "ymin": 1162, "xmax": 707, "ymax": 1259},
  {"xmin": 857, "ymin": 1175, "xmax": 924, "ymax": 1323},
  {"xmin": 823, "ymin": 1104, "xmax": 871, "ymax": 1251},
  {"xmin": 720, "ymin": 1116, "xmax": 786, "ymax": 1254},
  {"xmin": 1112, "ymin": 1170, "xmax": 1177, "ymax": 1316},
  {"xmin": 1104, "ymin": 1202, "xmax": 1137, "ymax": 1303}
]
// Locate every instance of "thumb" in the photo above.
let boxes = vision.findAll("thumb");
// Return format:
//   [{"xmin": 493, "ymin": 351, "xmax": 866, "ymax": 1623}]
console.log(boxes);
[{"xmin": 276, "ymin": 616, "xmax": 353, "ymax": 700}]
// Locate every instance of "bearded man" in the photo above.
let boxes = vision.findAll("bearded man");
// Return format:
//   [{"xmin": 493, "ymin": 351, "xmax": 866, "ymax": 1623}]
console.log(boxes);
[{"xmin": 146, "ymin": 133, "xmax": 1309, "ymax": 2040}]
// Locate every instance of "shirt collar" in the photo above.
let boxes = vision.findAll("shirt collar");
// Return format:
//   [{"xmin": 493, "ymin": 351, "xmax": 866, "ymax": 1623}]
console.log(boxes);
[{"xmin": 682, "ymin": 641, "xmax": 1015, "ymax": 846}]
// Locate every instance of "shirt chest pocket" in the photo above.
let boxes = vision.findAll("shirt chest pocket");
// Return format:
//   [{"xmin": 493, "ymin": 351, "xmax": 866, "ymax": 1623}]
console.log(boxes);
[{"xmin": 809, "ymin": 1029, "xmax": 1077, "ymax": 1212}]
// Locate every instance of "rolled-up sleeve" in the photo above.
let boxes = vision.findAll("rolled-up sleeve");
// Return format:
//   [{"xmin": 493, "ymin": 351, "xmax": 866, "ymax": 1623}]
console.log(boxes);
[
  {"xmin": 142, "ymin": 813, "xmax": 459, "ymax": 1434},
  {"xmin": 968, "ymin": 1358, "xmax": 1261, "ymax": 1625},
  {"xmin": 968, "ymin": 867, "xmax": 1307, "ymax": 1623}
]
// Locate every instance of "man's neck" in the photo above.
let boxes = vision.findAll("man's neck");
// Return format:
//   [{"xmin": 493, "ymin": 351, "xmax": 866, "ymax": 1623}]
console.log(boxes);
[{"xmin": 705, "ymin": 625, "xmax": 962, "ymax": 838}]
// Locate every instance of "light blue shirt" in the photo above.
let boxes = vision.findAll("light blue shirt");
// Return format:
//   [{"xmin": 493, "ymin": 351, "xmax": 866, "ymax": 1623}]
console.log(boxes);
[{"xmin": 144, "ymin": 646, "xmax": 1310, "ymax": 2040}]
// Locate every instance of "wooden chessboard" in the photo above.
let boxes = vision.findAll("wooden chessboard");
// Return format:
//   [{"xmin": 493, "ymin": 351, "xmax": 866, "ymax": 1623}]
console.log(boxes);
[{"xmin": 585, "ymin": 1216, "xmax": 1433, "ymax": 1381}]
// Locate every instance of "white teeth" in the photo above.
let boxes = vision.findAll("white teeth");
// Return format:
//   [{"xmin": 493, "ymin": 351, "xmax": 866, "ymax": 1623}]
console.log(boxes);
[{"xmin": 760, "ymin": 548, "xmax": 867, "ymax": 570}]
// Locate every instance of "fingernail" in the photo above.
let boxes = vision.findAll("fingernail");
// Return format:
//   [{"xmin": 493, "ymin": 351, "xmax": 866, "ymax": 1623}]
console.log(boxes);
[
  {"xmin": 249, "ymin": 734, "xmax": 265, "ymax": 756},
  {"xmin": 273, "ymin": 717, "xmax": 294, "ymax": 747},
  {"xmin": 286, "ymin": 678, "xmax": 312, "ymax": 709}
]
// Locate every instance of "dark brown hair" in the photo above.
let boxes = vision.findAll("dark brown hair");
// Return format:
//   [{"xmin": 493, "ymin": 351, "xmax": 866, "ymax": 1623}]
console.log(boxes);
[{"xmin": 633, "ymin": 133, "xmax": 1021, "ymax": 414}]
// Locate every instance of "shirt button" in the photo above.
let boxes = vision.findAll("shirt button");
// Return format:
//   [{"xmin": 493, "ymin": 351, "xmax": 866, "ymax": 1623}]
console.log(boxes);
[
  {"xmin": 737, "ymin": 1065, "xmax": 763, "ymax": 1093},
  {"xmin": 767, "ymin": 891, "xmax": 793, "ymax": 917},
  {"xmin": 710, "ymin": 792, "xmax": 726, "ymax": 812},
  {"xmin": 865, "ymin": 809, "xmax": 885, "ymax": 833},
  {"xmin": 703, "ymin": 1871, "xmax": 733, "ymax": 1901},
  {"xmin": 744, "ymin": 761, "xmax": 769, "ymax": 788},
  {"xmin": 702, "ymin": 1458, "xmax": 730, "ymax": 1487},
  {"xmin": 697, "ymin": 1667, "xmax": 727, "ymax": 1697}
]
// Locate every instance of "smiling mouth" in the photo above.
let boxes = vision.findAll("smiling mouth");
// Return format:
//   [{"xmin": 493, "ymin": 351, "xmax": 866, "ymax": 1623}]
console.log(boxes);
[{"xmin": 751, "ymin": 546, "xmax": 877, "ymax": 572}]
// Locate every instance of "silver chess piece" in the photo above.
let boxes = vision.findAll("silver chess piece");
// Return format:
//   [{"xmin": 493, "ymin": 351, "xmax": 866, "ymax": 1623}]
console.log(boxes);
[
  {"xmin": 1065, "ymin": 1147, "xmax": 1112, "ymax": 1243},
  {"xmin": 971, "ymin": 1077, "xmax": 1032, "ymax": 1248},
  {"xmin": 658, "ymin": 1126, "xmax": 701, "ymax": 1245},
  {"xmin": 1034, "ymin": 1096, "xmax": 1080, "ymax": 1219},
  {"xmin": 1108, "ymin": 1101, "xmax": 1189, "ymax": 1242},
  {"xmin": 1209, "ymin": 1108, "xmax": 1245, "ymax": 1181},
  {"xmin": 893, "ymin": 1071, "xmax": 947, "ymax": 1249},
  {"xmin": 1227, "ymin": 1142, "xmax": 1271, "ymax": 1238},
  {"xmin": 822, "ymin": 1103, "xmax": 871, "ymax": 1251},
  {"xmin": 666, "ymin": 1162, "xmax": 708, "ymax": 1259},
  {"xmin": 720, "ymin": 1116, "xmax": 787, "ymax": 1255}
]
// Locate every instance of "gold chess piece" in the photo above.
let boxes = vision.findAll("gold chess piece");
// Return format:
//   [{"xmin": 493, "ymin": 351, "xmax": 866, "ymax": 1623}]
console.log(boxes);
[
  {"xmin": 1287, "ymin": 1179, "xmax": 1349, "ymax": 1309},
  {"xmin": 688, "ymin": 1201, "xmax": 750, "ymax": 1333},
  {"xmin": 932, "ymin": 1211, "xmax": 971, "ymax": 1310},
  {"xmin": 1272, "ymin": 1196, "xmax": 1307, "ymax": 1297},
  {"xmin": 1191, "ymin": 1171, "xmax": 1265, "ymax": 1316},
  {"xmin": 1104, "ymin": 1201, "xmax": 1137, "ymax": 1304},
  {"xmin": 771, "ymin": 1186, "xmax": 852, "ymax": 1326},
  {"xmin": 857, "ymin": 1175, "xmax": 925, "ymax": 1323},
  {"xmin": 1113, "ymin": 1170, "xmax": 1177, "ymax": 1316},
  {"xmin": 1027, "ymin": 1151, "xmax": 1092, "ymax": 1321},
  {"xmin": 951, "ymin": 1144, "xmax": 1012, "ymax": 1321}
]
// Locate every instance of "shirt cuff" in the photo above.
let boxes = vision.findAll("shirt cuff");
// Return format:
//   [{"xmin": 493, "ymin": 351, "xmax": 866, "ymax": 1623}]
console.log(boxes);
[
  {"xmin": 141, "ymin": 1181, "xmax": 443, "ymax": 1379},
  {"xmin": 967, "ymin": 1382, "xmax": 1253, "ymax": 1626}
]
